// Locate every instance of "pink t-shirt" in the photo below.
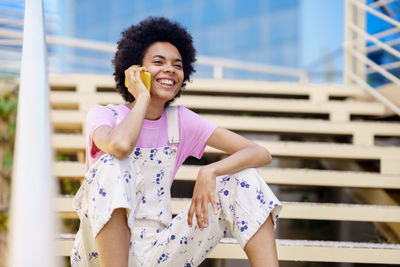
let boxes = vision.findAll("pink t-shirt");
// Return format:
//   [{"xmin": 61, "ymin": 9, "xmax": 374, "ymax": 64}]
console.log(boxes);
[{"xmin": 85, "ymin": 104, "xmax": 217, "ymax": 183}]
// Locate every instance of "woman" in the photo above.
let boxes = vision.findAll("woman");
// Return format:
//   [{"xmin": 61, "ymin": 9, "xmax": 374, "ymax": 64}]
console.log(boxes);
[{"xmin": 71, "ymin": 16, "xmax": 281, "ymax": 267}]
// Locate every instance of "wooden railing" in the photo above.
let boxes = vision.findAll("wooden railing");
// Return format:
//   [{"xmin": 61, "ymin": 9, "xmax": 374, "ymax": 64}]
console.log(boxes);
[{"xmin": 344, "ymin": 0, "xmax": 400, "ymax": 116}]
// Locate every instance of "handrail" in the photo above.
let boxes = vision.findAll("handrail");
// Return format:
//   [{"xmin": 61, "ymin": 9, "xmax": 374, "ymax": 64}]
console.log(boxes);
[
  {"xmin": 367, "ymin": 61, "xmax": 400, "ymax": 73},
  {"xmin": 350, "ymin": 72, "xmax": 400, "ymax": 116},
  {"xmin": 369, "ymin": 0, "xmax": 396, "ymax": 8},
  {"xmin": 197, "ymin": 56, "xmax": 308, "ymax": 82},
  {"xmin": 344, "ymin": 0, "xmax": 400, "ymax": 117},
  {"xmin": 348, "ymin": 46, "xmax": 400, "ymax": 87},
  {"xmin": 0, "ymin": 27, "xmax": 308, "ymax": 81},
  {"xmin": 367, "ymin": 38, "xmax": 400, "ymax": 53},
  {"xmin": 8, "ymin": 0, "xmax": 57, "ymax": 266},
  {"xmin": 349, "ymin": 0, "xmax": 400, "ymax": 28},
  {"xmin": 349, "ymin": 23, "xmax": 400, "ymax": 59}
]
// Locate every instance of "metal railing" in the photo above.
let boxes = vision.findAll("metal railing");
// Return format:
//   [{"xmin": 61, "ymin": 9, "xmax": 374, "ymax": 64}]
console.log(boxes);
[
  {"xmin": 344, "ymin": 0, "xmax": 400, "ymax": 116},
  {"xmin": 8, "ymin": 0, "xmax": 57, "ymax": 266}
]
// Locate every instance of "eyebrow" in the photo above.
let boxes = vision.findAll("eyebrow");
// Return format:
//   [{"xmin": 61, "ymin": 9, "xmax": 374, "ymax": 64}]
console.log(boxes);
[{"xmin": 152, "ymin": 55, "xmax": 183, "ymax": 63}]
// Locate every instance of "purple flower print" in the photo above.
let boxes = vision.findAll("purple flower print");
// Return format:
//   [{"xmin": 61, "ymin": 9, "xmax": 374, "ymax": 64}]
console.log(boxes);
[
  {"xmin": 140, "ymin": 228, "xmax": 146, "ymax": 239},
  {"xmin": 157, "ymin": 187, "xmax": 165, "ymax": 201},
  {"xmin": 163, "ymin": 146, "xmax": 172, "ymax": 156},
  {"xmin": 134, "ymin": 148, "xmax": 141, "ymax": 158},
  {"xmin": 155, "ymin": 170, "xmax": 165, "ymax": 184},
  {"xmin": 219, "ymin": 176, "xmax": 230, "ymax": 186},
  {"xmin": 256, "ymin": 188, "xmax": 266, "ymax": 206},
  {"xmin": 99, "ymin": 154, "xmax": 114, "ymax": 164},
  {"xmin": 157, "ymin": 252, "xmax": 170, "ymax": 263},
  {"xmin": 180, "ymin": 236, "xmax": 188, "ymax": 245},
  {"xmin": 124, "ymin": 170, "xmax": 131, "ymax": 183},
  {"xmin": 218, "ymin": 188, "xmax": 229, "ymax": 196},
  {"xmin": 184, "ymin": 258, "xmax": 194, "ymax": 267},
  {"xmin": 99, "ymin": 188, "xmax": 106, "ymax": 197},
  {"xmin": 71, "ymin": 249, "xmax": 81, "ymax": 262},
  {"xmin": 268, "ymin": 200, "xmax": 279, "ymax": 210},
  {"xmin": 156, "ymin": 210, "xmax": 163, "ymax": 220},
  {"xmin": 150, "ymin": 148, "xmax": 158, "ymax": 161},
  {"xmin": 88, "ymin": 251, "xmax": 98, "ymax": 261},
  {"xmin": 236, "ymin": 218, "xmax": 249, "ymax": 232},
  {"xmin": 235, "ymin": 178, "xmax": 250, "ymax": 188},
  {"xmin": 85, "ymin": 168, "xmax": 96, "ymax": 184}
]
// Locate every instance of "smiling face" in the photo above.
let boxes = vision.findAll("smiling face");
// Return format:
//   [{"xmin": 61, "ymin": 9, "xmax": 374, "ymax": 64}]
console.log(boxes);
[{"xmin": 141, "ymin": 42, "xmax": 184, "ymax": 104}]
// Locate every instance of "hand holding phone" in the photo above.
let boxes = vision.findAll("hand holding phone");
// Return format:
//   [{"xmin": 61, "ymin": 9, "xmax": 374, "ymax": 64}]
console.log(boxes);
[{"xmin": 125, "ymin": 71, "xmax": 151, "ymax": 92}]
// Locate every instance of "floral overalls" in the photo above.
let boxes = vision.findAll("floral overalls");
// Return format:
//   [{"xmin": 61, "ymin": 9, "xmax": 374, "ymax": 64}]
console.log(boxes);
[{"xmin": 71, "ymin": 105, "xmax": 282, "ymax": 267}]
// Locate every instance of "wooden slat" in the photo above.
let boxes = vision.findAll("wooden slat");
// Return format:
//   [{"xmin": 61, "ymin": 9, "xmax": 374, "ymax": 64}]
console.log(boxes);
[
  {"xmin": 49, "ymin": 75, "xmax": 364, "ymax": 98},
  {"xmin": 49, "ymin": 74, "xmax": 114, "ymax": 89},
  {"xmin": 52, "ymin": 134, "xmax": 85, "ymax": 151},
  {"xmin": 49, "ymin": 93, "xmax": 387, "ymax": 118},
  {"xmin": 176, "ymin": 166, "xmax": 400, "ymax": 189},
  {"xmin": 171, "ymin": 199, "xmax": 400, "ymax": 223},
  {"xmin": 185, "ymin": 79, "xmax": 364, "ymax": 97},
  {"xmin": 175, "ymin": 96, "xmax": 387, "ymax": 116},
  {"xmin": 276, "ymin": 239, "xmax": 400, "ymax": 264},
  {"xmin": 204, "ymin": 141, "xmax": 400, "ymax": 161},
  {"xmin": 56, "ymin": 235, "xmax": 400, "ymax": 264},
  {"xmin": 54, "ymin": 162, "xmax": 85, "ymax": 177},
  {"xmin": 55, "ymin": 197, "xmax": 400, "ymax": 222},
  {"xmin": 202, "ymin": 115, "xmax": 400, "ymax": 138},
  {"xmin": 52, "ymin": 135, "xmax": 400, "ymax": 161},
  {"xmin": 50, "ymin": 91, "xmax": 80, "ymax": 106},
  {"xmin": 51, "ymin": 110, "xmax": 83, "ymax": 130},
  {"xmin": 55, "ymin": 162, "xmax": 400, "ymax": 189},
  {"xmin": 50, "ymin": 111, "xmax": 400, "ymax": 142}
]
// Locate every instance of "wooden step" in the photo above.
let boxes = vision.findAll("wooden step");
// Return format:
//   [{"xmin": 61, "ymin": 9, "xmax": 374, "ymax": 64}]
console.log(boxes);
[
  {"xmin": 185, "ymin": 80, "xmax": 365, "ymax": 99},
  {"xmin": 54, "ymin": 162, "xmax": 400, "ymax": 189},
  {"xmin": 51, "ymin": 111, "xmax": 400, "ymax": 146},
  {"xmin": 176, "ymin": 96, "xmax": 387, "ymax": 121},
  {"xmin": 49, "ymin": 75, "xmax": 364, "ymax": 99},
  {"xmin": 49, "ymin": 93, "xmax": 387, "ymax": 121},
  {"xmin": 56, "ymin": 234, "xmax": 400, "ymax": 264},
  {"xmin": 52, "ymin": 136, "xmax": 400, "ymax": 174},
  {"xmin": 55, "ymin": 196, "xmax": 400, "ymax": 222},
  {"xmin": 52, "ymin": 135, "xmax": 400, "ymax": 160}
]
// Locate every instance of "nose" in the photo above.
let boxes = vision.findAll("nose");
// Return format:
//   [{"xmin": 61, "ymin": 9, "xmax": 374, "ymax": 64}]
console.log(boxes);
[{"xmin": 164, "ymin": 63, "xmax": 175, "ymax": 74}]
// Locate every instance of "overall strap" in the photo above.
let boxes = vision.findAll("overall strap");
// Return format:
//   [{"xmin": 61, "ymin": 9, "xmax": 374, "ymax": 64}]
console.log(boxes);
[
  {"xmin": 166, "ymin": 105, "xmax": 180, "ymax": 144},
  {"xmin": 105, "ymin": 105, "xmax": 121, "ymax": 125}
]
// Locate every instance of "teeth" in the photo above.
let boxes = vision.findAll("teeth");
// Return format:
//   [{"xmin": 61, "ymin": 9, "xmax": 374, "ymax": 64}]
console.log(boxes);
[{"xmin": 159, "ymin": 79, "xmax": 174, "ymax": 86}]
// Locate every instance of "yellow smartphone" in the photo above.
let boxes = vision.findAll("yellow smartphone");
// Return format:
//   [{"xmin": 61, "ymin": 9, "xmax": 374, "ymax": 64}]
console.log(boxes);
[{"xmin": 125, "ymin": 71, "xmax": 151, "ymax": 92}]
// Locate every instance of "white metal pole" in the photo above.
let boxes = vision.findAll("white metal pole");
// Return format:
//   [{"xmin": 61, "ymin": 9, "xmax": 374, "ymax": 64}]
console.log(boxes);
[
  {"xmin": 344, "ymin": 0, "xmax": 354, "ymax": 84},
  {"xmin": 8, "ymin": 0, "xmax": 57, "ymax": 266}
]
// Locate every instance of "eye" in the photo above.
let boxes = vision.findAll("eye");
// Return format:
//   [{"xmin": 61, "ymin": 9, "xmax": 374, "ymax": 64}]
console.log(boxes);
[
  {"xmin": 175, "ymin": 64, "xmax": 183, "ymax": 69},
  {"xmin": 153, "ymin": 60, "xmax": 162, "ymax": 64}
]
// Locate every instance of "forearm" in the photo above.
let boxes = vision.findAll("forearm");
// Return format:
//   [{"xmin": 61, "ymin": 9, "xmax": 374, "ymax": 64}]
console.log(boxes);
[
  {"xmin": 106, "ymin": 95, "xmax": 150, "ymax": 157},
  {"xmin": 203, "ymin": 145, "xmax": 272, "ymax": 177}
]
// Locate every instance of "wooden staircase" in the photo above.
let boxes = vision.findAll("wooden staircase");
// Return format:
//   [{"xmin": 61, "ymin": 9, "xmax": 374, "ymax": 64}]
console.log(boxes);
[{"xmin": 50, "ymin": 75, "xmax": 400, "ymax": 265}]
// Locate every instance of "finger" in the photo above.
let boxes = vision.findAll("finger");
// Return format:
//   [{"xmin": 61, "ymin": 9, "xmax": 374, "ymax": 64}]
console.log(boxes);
[
  {"xmin": 127, "ymin": 65, "xmax": 140, "ymax": 72},
  {"xmin": 187, "ymin": 201, "xmax": 196, "ymax": 227},
  {"xmin": 195, "ymin": 201, "xmax": 203, "ymax": 230},
  {"xmin": 134, "ymin": 67, "xmax": 142, "ymax": 80},
  {"xmin": 125, "ymin": 65, "xmax": 139, "ymax": 77},
  {"xmin": 203, "ymin": 199, "xmax": 209, "ymax": 228},
  {"xmin": 210, "ymin": 193, "xmax": 218, "ymax": 214},
  {"xmin": 125, "ymin": 69, "xmax": 136, "ymax": 85}
]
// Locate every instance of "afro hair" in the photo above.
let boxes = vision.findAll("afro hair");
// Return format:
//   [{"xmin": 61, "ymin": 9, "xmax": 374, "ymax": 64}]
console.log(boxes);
[{"xmin": 112, "ymin": 16, "xmax": 196, "ymax": 106}]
